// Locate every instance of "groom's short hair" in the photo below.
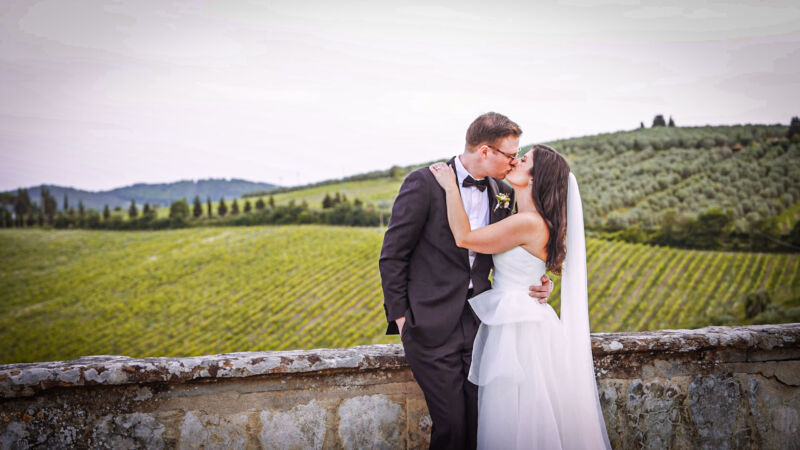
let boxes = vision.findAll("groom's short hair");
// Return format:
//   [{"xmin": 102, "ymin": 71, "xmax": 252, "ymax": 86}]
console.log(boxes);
[{"xmin": 465, "ymin": 112, "xmax": 522, "ymax": 150}]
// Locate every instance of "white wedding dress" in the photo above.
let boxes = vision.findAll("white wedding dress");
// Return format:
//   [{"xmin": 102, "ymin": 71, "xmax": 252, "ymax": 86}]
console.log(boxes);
[{"xmin": 467, "ymin": 174, "xmax": 612, "ymax": 450}]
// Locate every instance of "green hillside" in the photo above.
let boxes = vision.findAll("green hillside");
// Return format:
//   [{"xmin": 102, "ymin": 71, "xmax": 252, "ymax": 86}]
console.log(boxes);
[
  {"xmin": 1, "ymin": 226, "xmax": 797, "ymax": 364},
  {"xmin": 245, "ymin": 124, "xmax": 799, "ymax": 231},
  {"xmin": 558, "ymin": 125, "xmax": 798, "ymax": 230},
  {"xmin": 25, "ymin": 124, "xmax": 796, "ymax": 239}
]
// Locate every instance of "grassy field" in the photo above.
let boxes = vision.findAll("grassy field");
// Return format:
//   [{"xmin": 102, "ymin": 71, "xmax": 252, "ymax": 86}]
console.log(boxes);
[{"xmin": 1, "ymin": 226, "xmax": 798, "ymax": 365}]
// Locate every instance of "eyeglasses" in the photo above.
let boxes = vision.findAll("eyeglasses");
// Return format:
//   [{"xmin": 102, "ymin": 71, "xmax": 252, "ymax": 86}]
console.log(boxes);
[{"xmin": 486, "ymin": 144, "xmax": 520, "ymax": 162}]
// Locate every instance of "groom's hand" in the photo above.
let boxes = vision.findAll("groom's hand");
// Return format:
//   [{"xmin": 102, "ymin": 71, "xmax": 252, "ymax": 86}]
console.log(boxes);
[
  {"xmin": 395, "ymin": 317, "xmax": 406, "ymax": 334},
  {"xmin": 528, "ymin": 275, "xmax": 553, "ymax": 304}
]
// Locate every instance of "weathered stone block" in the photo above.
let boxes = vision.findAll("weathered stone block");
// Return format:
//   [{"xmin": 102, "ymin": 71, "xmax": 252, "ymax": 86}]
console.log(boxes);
[
  {"xmin": 746, "ymin": 375, "xmax": 800, "ymax": 450},
  {"xmin": 259, "ymin": 400, "xmax": 327, "ymax": 449},
  {"xmin": 337, "ymin": 395, "xmax": 403, "ymax": 449},
  {"xmin": 178, "ymin": 411, "xmax": 250, "ymax": 450},
  {"xmin": 688, "ymin": 374, "xmax": 749, "ymax": 449},
  {"xmin": 91, "ymin": 413, "xmax": 165, "ymax": 449},
  {"xmin": 775, "ymin": 361, "xmax": 800, "ymax": 386},
  {"xmin": 625, "ymin": 378, "xmax": 684, "ymax": 449},
  {"xmin": 405, "ymin": 397, "xmax": 432, "ymax": 449}
]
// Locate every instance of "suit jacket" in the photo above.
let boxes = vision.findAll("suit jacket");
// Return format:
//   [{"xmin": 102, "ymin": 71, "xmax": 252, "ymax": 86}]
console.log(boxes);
[{"xmin": 379, "ymin": 157, "xmax": 516, "ymax": 347}]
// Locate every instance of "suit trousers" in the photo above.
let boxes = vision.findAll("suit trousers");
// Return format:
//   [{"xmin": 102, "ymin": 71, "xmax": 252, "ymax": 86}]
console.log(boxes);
[{"xmin": 402, "ymin": 300, "xmax": 479, "ymax": 450}]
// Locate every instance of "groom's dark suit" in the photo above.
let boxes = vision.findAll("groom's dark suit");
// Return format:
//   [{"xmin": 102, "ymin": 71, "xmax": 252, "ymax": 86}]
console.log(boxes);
[{"xmin": 379, "ymin": 157, "xmax": 514, "ymax": 450}]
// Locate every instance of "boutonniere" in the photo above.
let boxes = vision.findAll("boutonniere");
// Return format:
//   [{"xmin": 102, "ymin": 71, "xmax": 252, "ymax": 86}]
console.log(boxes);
[{"xmin": 494, "ymin": 193, "xmax": 511, "ymax": 212}]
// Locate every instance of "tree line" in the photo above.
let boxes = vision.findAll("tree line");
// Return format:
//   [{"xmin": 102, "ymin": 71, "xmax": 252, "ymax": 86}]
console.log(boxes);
[
  {"xmin": 0, "ymin": 190, "xmax": 384, "ymax": 230},
  {"xmin": 594, "ymin": 208, "xmax": 800, "ymax": 252},
  {"xmin": 640, "ymin": 114, "xmax": 676, "ymax": 129}
]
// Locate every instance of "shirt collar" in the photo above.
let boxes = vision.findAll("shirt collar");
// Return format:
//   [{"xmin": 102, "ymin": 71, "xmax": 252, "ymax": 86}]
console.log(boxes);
[{"xmin": 454, "ymin": 155, "xmax": 484, "ymax": 187}]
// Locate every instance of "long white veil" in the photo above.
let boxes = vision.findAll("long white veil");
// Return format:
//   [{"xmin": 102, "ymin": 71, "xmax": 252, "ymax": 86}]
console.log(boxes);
[{"xmin": 559, "ymin": 173, "xmax": 612, "ymax": 449}]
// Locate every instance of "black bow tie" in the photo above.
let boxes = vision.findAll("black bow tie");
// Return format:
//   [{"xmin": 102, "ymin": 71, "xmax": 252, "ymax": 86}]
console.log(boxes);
[{"xmin": 462, "ymin": 175, "xmax": 489, "ymax": 192}]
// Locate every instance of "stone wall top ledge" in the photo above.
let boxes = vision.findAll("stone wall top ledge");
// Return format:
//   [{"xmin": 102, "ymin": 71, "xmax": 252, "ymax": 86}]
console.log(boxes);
[
  {"xmin": 0, "ymin": 344, "xmax": 408, "ymax": 399},
  {"xmin": 1, "ymin": 323, "xmax": 798, "ymax": 399},
  {"xmin": 591, "ymin": 323, "xmax": 799, "ymax": 355}
]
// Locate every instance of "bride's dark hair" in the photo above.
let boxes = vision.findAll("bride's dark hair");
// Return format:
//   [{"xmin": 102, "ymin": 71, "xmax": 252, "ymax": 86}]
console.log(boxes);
[{"xmin": 529, "ymin": 144, "xmax": 570, "ymax": 275}]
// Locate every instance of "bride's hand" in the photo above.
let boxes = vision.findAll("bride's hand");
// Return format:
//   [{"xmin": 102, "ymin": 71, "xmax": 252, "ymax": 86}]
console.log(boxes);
[{"xmin": 429, "ymin": 162, "xmax": 457, "ymax": 191}]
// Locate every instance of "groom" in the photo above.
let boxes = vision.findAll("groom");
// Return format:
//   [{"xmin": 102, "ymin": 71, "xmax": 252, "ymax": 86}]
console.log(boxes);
[{"xmin": 380, "ymin": 112, "xmax": 553, "ymax": 449}]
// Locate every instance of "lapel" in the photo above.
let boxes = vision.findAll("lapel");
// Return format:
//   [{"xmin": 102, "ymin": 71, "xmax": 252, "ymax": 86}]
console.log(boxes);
[
  {"xmin": 447, "ymin": 156, "xmax": 471, "ymax": 269},
  {"xmin": 487, "ymin": 178, "xmax": 499, "ymax": 224},
  {"xmin": 446, "ymin": 156, "xmax": 457, "ymax": 172}
]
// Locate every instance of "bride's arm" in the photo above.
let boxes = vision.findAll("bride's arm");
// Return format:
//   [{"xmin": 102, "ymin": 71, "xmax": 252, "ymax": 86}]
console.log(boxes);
[{"xmin": 429, "ymin": 163, "xmax": 535, "ymax": 254}]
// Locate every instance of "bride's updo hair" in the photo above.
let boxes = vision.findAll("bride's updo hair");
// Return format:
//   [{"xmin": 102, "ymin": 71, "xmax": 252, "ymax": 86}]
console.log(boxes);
[{"xmin": 529, "ymin": 144, "xmax": 570, "ymax": 275}]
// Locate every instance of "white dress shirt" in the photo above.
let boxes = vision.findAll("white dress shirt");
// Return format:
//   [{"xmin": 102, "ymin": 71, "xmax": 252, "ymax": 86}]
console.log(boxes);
[{"xmin": 453, "ymin": 155, "xmax": 490, "ymax": 288}]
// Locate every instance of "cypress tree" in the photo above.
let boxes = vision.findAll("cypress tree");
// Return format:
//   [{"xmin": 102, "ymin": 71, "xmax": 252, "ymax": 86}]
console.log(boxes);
[
  {"xmin": 322, "ymin": 193, "xmax": 332, "ymax": 209},
  {"xmin": 269, "ymin": 195, "xmax": 275, "ymax": 208},
  {"xmin": 789, "ymin": 116, "xmax": 800, "ymax": 139},
  {"xmin": 193, "ymin": 195, "xmax": 203, "ymax": 218},
  {"xmin": 40, "ymin": 187, "xmax": 47, "ymax": 224},
  {"xmin": 14, "ymin": 188, "xmax": 31, "ymax": 227},
  {"xmin": 103, "ymin": 205, "xmax": 110, "ymax": 221},
  {"xmin": 231, "ymin": 199, "xmax": 240, "ymax": 215},
  {"xmin": 218, "ymin": 197, "xmax": 228, "ymax": 216},
  {"xmin": 40, "ymin": 186, "xmax": 56, "ymax": 224},
  {"xmin": 668, "ymin": 116, "xmax": 675, "ymax": 127},
  {"xmin": 63, "ymin": 193, "xmax": 68, "ymax": 212},
  {"xmin": 790, "ymin": 221, "xmax": 800, "ymax": 247},
  {"xmin": 0, "ymin": 208, "xmax": 11, "ymax": 228},
  {"xmin": 652, "ymin": 115, "xmax": 666, "ymax": 127},
  {"xmin": 36, "ymin": 203, "xmax": 44, "ymax": 226},
  {"xmin": 129, "ymin": 200, "xmax": 138, "ymax": 219},
  {"xmin": 255, "ymin": 198, "xmax": 266, "ymax": 210},
  {"xmin": 207, "ymin": 197, "xmax": 213, "ymax": 218},
  {"xmin": 244, "ymin": 200, "xmax": 252, "ymax": 213},
  {"xmin": 639, "ymin": 121, "xmax": 645, "ymax": 129}
]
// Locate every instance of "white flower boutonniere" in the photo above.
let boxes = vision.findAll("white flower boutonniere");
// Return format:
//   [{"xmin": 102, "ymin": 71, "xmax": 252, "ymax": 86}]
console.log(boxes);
[{"xmin": 494, "ymin": 193, "xmax": 511, "ymax": 212}]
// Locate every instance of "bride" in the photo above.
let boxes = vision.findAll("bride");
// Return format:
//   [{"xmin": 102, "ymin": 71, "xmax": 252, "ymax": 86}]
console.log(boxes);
[{"xmin": 429, "ymin": 144, "xmax": 611, "ymax": 449}]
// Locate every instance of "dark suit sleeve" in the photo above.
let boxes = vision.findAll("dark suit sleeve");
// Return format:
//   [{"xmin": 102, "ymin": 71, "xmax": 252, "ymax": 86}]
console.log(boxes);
[{"xmin": 379, "ymin": 170, "xmax": 430, "ymax": 334}]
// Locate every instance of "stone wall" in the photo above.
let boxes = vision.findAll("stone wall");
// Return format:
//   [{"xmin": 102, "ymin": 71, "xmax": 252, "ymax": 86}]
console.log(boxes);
[{"xmin": 1, "ymin": 323, "xmax": 798, "ymax": 449}]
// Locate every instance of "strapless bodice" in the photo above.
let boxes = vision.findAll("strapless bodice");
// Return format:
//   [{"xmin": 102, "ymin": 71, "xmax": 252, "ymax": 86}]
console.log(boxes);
[
  {"xmin": 467, "ymin": 245, "xmax": 561, "ymax": 389},
  {"xmin": 491, "ymin": 246, "xmax": 547, "ymax": 291},
  {"xmin": 467, "ymin": 246, "xmax": 557, "ymax": 328}
]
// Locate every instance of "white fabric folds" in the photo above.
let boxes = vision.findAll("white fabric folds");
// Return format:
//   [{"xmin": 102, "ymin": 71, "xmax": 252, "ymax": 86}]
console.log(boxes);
[
  {"xmin": 466, "ymin": 173, "xmax": 612, "ymax": 449},
  {"xmin": 558, "ymin": 172, "xmax": 612, "ymax": 449}
]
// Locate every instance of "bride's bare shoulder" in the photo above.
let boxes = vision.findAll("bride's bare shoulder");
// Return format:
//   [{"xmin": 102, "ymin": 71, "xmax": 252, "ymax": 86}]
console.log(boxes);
[
  {"xmin": 514, "ymin": 211, "xmax": 546, "ymax": 228},
  {"xmin": 515, "ymin": 211, "xmax": 549, "ymax": 238}
]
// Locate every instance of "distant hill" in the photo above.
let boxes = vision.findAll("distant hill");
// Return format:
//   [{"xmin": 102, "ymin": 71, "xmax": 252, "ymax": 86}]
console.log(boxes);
[
  {"xmin": 251, "ymin": 124, "xmax": 798, "ymax": 233},
  {"xmin": 6, "ymin": 123, "xmax": 798, "ymax": 237},
  {"xmin": 5, "ymin": 179, "xmax": 279, "ymax": 211},
  {"xmin": 550, "ymin": 124, "xmax": 797, "ymax": 231}
]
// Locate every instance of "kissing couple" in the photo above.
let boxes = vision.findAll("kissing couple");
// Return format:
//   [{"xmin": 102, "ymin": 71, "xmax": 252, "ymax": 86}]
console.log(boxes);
[{"xmin": 379, "ymin": 112, "xmax": 612, "ymax": 449}]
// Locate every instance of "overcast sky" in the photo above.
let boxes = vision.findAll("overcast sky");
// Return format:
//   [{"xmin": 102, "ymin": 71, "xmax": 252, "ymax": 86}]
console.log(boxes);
[{"xmin": 1, "ymin": 0, "xmax": 799, "ymax": 191}]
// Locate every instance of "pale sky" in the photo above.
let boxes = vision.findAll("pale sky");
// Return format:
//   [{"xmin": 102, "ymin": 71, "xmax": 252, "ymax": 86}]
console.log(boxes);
[{"xmin": 2, "ymin": 0, "xmax": 799, "ymax": 191}]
